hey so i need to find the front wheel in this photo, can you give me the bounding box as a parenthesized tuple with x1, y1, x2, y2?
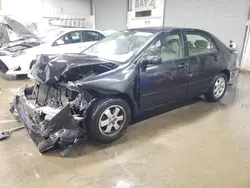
(87, 98, 131, 143)
(204, 73, 228, 102)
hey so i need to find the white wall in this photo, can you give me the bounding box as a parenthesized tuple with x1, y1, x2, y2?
(1, 0, 90, 21)
(1, 0, 42, 22)
(42, 0, 90, 17)
(241, 29, 250, 70)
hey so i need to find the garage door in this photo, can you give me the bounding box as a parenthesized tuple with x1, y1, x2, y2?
(94, 0, 128, 30)
(164, 0, 249, 51)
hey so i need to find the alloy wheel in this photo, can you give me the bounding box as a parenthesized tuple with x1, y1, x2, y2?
(98, 105, 126, 136)
(213, 77, 226, 98)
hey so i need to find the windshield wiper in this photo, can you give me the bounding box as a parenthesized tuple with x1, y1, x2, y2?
(81, 53, 99, 58)
(81, 52, 118, 63)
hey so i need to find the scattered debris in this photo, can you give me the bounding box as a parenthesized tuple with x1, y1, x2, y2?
(0, 125, 24, 140)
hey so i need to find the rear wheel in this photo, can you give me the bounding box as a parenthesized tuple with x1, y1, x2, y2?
(87, 98, 131, 143)
(204, 73, 228, 102)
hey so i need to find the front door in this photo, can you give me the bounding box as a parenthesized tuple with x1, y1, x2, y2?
(140, 31, 189, 111)
(184, 31, 222, 95)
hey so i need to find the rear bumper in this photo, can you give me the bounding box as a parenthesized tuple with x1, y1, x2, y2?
(11, 88, 84, 153)
(229, 69, 239, 85)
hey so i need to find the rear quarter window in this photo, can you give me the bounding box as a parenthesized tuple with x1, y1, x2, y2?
(82, 31, 105, 42)
(186, 33, 218, 56)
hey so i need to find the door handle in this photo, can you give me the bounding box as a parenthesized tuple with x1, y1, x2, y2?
(214, 56, 220, 61)
(178, 63, 188, 69)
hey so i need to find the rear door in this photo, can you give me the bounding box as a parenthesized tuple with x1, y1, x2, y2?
(183, 30, 222, 95)
(140, 30, 189, 110)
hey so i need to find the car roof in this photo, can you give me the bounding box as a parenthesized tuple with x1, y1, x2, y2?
(52, 27, 105, 34)
(58, 27, 95, 31)
(129, 27, 208, 34)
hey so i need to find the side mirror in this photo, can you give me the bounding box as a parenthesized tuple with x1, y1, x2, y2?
(141, 55, 162, 66)
(55, 39, 64, 45)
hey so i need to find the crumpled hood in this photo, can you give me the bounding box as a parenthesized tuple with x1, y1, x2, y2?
(30, 54, 118, 85)
(0, 16, 37, 45)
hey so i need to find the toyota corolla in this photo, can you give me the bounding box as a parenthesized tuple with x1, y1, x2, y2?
(10, 27, 239, 156)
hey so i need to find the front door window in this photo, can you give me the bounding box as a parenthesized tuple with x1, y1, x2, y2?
(145, 34, 184, 62)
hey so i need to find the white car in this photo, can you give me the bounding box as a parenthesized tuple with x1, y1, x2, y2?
(0, 17, 107, 75)
(103, 30, 117, 36)
(0, 28, 106, 75)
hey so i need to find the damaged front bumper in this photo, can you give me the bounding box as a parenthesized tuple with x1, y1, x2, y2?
(10, 87, 86, 154)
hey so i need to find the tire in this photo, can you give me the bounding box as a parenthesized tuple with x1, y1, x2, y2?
(204, 73, 228, 102)
(87, 98, 131, 143)
(30, 60, 35, 70)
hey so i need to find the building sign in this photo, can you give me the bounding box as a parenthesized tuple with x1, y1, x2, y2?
(128, 0, 165, 29)
(132, 0, 156, 11)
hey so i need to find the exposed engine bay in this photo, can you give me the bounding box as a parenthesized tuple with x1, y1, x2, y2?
(11, 82, 97, 156)
(0, 15, 41, 56)
(25, 82, 95, 124)
(0, 40, 41, 57)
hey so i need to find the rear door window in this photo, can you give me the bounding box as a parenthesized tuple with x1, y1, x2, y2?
(81, 31, 105, 42)
(185, 33, 217, 56)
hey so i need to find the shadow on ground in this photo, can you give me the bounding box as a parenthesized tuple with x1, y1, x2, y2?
(44, 96, 230, 158)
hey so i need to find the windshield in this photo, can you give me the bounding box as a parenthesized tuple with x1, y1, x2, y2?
(83, 30, 155, 62)
(39, 28, 65, 42)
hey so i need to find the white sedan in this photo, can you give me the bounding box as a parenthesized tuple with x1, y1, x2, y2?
(0, 27, 107, 75)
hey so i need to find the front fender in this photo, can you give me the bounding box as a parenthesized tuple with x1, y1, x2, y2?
(2, 53, 34, 75)
(0, 56, 19, 70)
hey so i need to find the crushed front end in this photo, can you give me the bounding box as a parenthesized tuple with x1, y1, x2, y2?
(10, 82, 94, 155)
(10, 54, 121, 156)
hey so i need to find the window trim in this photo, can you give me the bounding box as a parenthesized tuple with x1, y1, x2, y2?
(52, 30, 82, 46)
(184, 31, 218, 57)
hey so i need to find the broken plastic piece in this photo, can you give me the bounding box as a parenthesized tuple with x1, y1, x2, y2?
(60, 138, 79, 157)
(0, 126, 25, 140)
